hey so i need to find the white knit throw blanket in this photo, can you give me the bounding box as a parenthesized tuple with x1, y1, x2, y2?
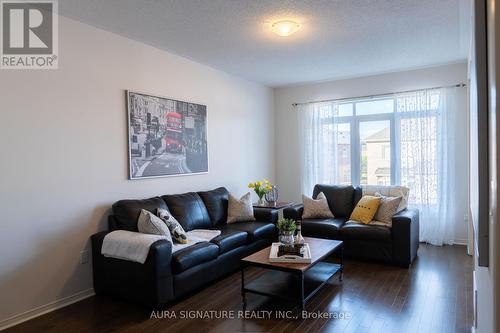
(101, 229, 221, 264)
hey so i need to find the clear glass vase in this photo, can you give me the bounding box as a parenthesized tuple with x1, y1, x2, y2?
(265, 186, 279, 204)
(279, 230, 295, 245)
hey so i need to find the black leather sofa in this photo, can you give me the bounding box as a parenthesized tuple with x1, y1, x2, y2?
(91, 187, 278, 308)
(284, 184, 419, 267)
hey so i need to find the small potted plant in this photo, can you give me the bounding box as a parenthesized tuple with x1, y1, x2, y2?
(277, 218, 297, 245)
(248, 179, 273, 205)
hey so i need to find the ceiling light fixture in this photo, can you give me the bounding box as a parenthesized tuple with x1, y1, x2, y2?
(271, 20, 301, 37)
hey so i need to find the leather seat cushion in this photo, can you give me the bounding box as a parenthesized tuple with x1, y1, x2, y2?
(171, 242, 219, 274)
(217, 222, 275, 242)
(312, 184, 355, 218)
(340, 222, 392, 242)
(161, 192, 212, 231)
(301, 218, 346, 239)
(210, 230, 248, 254)
(197, 187, 229, 226)
(112, 196, 168, 232)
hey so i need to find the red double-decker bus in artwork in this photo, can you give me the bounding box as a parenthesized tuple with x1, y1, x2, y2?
(165, 112, 183, 153)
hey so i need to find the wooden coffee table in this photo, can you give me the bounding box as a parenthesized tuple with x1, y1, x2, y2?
(240, 237, 343, 312)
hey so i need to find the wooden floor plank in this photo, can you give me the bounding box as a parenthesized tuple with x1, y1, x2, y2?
(4, 244, 472, 333)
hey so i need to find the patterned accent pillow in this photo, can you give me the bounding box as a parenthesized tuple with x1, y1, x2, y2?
(373, 192, 403, 227)
(349, 195, 381, 224)
(157, 208, 188, 244)
(361, 185, 409, 213)
(227, 192, 256, 223)
(137, 209, 172, 243)
(302, 192, 334, 219)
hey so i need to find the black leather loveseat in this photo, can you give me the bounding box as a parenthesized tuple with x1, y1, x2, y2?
(91, 187, 278, 308)
(284, 184, 419, 267)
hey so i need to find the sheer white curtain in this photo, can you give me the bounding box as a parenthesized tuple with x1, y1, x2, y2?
(297, 101, 340, 196)
(395, 87, 459, 245)
(297, 87, 463, 246)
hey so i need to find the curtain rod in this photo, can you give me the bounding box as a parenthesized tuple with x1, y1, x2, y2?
(291, 82, 467, 107)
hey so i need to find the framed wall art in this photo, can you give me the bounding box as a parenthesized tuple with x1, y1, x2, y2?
(127, 91, 208, 179)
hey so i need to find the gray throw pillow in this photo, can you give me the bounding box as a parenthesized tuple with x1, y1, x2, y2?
(227, 192, 256, 223)
(157, 208, 188, 244)
(373, 192, 403, 226)
(302, 192, 334, 219)
(137, 209, 172, 243)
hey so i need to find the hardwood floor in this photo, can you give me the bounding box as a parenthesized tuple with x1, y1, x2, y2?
(5, 244, 472, 333)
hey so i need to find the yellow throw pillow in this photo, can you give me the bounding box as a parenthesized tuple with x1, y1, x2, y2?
(350, 196, 382, 224)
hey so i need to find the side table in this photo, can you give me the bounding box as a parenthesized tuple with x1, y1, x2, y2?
(253, 201, 293, 219)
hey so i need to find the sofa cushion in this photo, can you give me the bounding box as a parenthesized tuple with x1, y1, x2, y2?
(301, 218, 347, 239)
(227, 192, 255, 223)
(217, 222, 275, 242)
(340, 222, 392, 242)
(161, 192, 211, 231)
(361, 185, 409, 213)
(353, 187, 363, 207)
(302, 192, 335, 219)
(157, 208, 188, 244)
(210, 230, 248, 254)
(197, 187, 229, 226)
(171, 242, 219, 274)
(349, 195, 381, 224)
(373, 192, 403, 226)
(313, 185, 355, 218)
(137, 209, 172, 242)
(112, 197, 168, 232)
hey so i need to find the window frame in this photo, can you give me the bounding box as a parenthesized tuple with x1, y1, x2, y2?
(320, 95, 440, 187)
(325, 97, 396, 186)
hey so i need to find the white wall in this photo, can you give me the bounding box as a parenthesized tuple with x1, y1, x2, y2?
(274, 63, 469, 244)
(0, 17, 274, 327)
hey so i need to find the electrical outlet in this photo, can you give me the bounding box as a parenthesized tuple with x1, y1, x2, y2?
(80, 250, 89, 264)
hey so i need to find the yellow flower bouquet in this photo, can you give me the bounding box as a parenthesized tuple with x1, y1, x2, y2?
(248, 179, 273, 204)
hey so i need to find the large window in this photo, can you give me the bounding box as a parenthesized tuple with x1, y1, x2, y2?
(323, 94, 439, 202)
(327, 98, 396, 186)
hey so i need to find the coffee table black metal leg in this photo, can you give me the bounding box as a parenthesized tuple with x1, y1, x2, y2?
(299, 272, 305, 316)
(339, 243, 344, 282)
(241, 267, 247, 309)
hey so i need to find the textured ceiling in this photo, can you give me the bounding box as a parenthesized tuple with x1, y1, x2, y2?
(60, 0, 470, 87)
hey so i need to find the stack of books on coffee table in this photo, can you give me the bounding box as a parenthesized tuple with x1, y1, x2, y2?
(269, 242, 312, 263)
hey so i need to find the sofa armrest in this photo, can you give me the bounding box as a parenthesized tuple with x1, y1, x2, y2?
(91, 231, 174, 308)
(253, 207, 279, 224)
(391, 208, 419, 267)
(283, 204, 304, 221)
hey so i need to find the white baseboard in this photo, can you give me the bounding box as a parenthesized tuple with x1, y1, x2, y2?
(0, 288, 95, 331)
(453, 239, 468, 246)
